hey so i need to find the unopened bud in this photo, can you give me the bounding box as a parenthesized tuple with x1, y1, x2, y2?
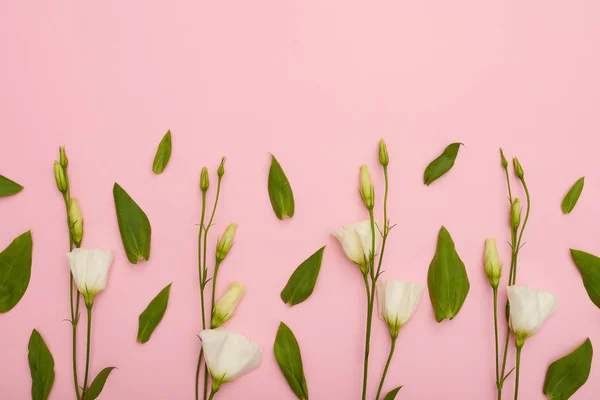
(54, 161, 67, 193)
(359, 165, 374, 210)
(379, 139, 389, 167)
(200, 167, 209, 192)
(484, 239, 502, 288)
(511, 198, 521, 230)
(69, 198, 84, 246)
(217, 157, 226, 178)
(499, 148, 508, 169)
(513, 157, 524, 180)
(59, 146, 68, 168)
(216, 223, 237, 263)
(212, 282, 245, 328)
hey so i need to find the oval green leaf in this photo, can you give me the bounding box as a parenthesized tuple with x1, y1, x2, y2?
(570, 249, 600, 309)
(0, 231, 33, 313)
(113, 183, 151, 264)
(561, 177, 584, 214)
(427, 226, 470, 322)
(281, 246, 325, 306)
(137, 283, 172, 344)
(274, 322, 309, 400)
(85, 367, 116, 400)
(543, 338, 593, 400)
(28, 329, 55, 400)
(152, 130, 172, 174)
(268, 154, 295, 220)
(423, 143, 463, 185)
(0, 174, 23, 197)
(383, 386, 403, 400)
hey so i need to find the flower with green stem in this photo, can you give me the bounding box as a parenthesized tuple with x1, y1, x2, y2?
(484, 239, 503, 394)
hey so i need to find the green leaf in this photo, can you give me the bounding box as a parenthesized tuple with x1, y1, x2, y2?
(152, 130, 172, 174)
(28, 329, 55, 400)
(383, 386, 403, 400)
(85, 367, 116, 400)
(423, 143, 463, 185)
(561, 177, 584, 214)
(137, 283, 172, 344)
(113, 183, 151, 264)
(281, 246, 325, 306)
(427, 226, 470, 322)
(543, 338, 593, 400)
(0, 174, 23, 197)
(0, 231, 33, 313)
(274, 322, 309, 400)
(268, 154, 295, 220)
(570, 249, 600, 309)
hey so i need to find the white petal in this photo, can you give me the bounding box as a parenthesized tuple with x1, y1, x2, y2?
(67, 248, 113, 298)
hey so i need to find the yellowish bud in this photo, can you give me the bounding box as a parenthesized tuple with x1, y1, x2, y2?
(54, 161, 67, 193)
(217, 157, 226, 178)
(212, 282, 245, 328)
(513, 157, 524, 180)
(359, 165, 374, 209)
(484, 239, 502, 288)
(379, 139, 389, 167)
(511, 198, 521, 230)
(200, 167, 209, 192)
(59, 146, 68, 168)
(216, 223, 237, 263)
(69, 198, 84, 247)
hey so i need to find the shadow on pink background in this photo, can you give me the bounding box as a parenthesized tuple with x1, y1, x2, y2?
(1, 1, 599, 399)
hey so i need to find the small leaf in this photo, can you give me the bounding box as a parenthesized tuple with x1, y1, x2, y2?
(28, 329, 55, 400)
(383, 386, 403, 400)
(427, 226, 470, 322)
(561, 177, 584, 214)
(152, 130, 172, 174)
(0, 174, 23, 197)
(281, 246, 325, 306)
(274, 322, 309, 400)
(268, 154, 295, 220)
(137, 283, 172, 344)
(113, 183, 151, 264)
(543, 338, 593, 400)
(570, 249, 600, 309)
(0, 231, 33, 313)
(423, 143, 463, 185)
(85, 367, 116, 400)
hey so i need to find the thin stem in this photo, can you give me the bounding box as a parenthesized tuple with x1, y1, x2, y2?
(514, 346, 522, 400)
(493, 288, 501, 399)
(195, 348, 204, 400)
(375, 336, 397, 400)
(375, 167, 390, 278)
(81, 304, 93, 400)
(209, 261, 222, 328)
(195, 191, 207, 400)
(512, 180, 531, 284)
(368, 208, 376, 280)
(503, 167, 513, 204)
(361, 275, 375, 400)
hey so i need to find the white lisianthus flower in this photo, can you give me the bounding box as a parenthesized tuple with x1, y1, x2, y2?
(200, 328, 262, 392)
(67, 248, 113, 307)
(507, 285, 558, 347)
(377, 280, 424, 338)
(332, 220, 380, 272)
(212, 282, 245, 328)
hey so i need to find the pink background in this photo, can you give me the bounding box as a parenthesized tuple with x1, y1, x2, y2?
(1, 1, 600, 399)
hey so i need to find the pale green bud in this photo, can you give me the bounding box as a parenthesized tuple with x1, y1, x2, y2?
(217, 157, 226, 178)
(484, 239, 502, 288)
(499, 148, 508, 169)
(200, 167, 209, 192)
(59, 146, 68, 168)
(378, 139, 389, 167)
(69, 198, 84, 247)
(511, 198, 521, 230)
(216, 223, 237, 263)
(359, 165, 374, 210)
(212, 282, 245, 328)
(513, 157, 524, 180)
(54, 161, 67, 193)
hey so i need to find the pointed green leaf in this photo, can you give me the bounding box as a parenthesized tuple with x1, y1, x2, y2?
(113, 183, 151, 264)
(268, 154, 295, 220)
(28, 329, 55, 400)
(561, 177, 584, 214)
(274, 322, 309, 400)
(383, 386, 403, 400)
(137, 283, 172, 344)
(0, 174, 23, 197)
(0, 231, 33, 313)
(570, 249, 600, 309)
(427, 226, 470, 322)
(281, 246, 325, 306)
(85, 367, 116, 400)
(152, 130, 172, 174)
(543, 338, 593, 400)
(423, 143, 463, 185)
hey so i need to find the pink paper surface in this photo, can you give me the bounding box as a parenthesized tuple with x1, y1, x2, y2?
(1, 1, 600, 399)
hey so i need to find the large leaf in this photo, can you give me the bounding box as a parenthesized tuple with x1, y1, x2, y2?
(561, 177, 584, 214)
(28, 329, 55, 400)
(423, 143, 462, 185)
(383, 386, 403, 400)
(0, 231, 33, 313)
(427, 226, 470, 322)
(85, 367, 116, 400)
(281, 246, 325, 306)
(113, 183, 151, 264)
(0, 174, 23, 197)
(570, 249, 600, 308)
(268, 154, 295, 220)
(137, 283, 171, 344)
(152, 130, 172, 174)
(274, 322, 308, 400)
(543, 338, 593, 400)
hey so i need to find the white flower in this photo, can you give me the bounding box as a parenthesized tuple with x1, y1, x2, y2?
(67, 248, 113, 306)
(212, 282, 245, 328)
(332, 220, 380, 269)
(200, 328, 262, 390)
(377, 280, 424, 338)
(507, 285, 558, 347)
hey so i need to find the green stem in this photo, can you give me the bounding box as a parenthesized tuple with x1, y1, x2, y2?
(512, 180, 531, 284)
(195, 191, 207, 400)
(195, 348, 204, 400)
(375, 167, 389, 278)
(81, 304, 93, 400)
(361, 275, 374, 400)
(375, 336, 397, 400)
(368, 209, 376, 280)
(503, 167, 513, 204)
(208, 391, 216, 400)
(493, 288, 501, 399)
(209, 261, 222, 328)
(514, 346, 522, 400)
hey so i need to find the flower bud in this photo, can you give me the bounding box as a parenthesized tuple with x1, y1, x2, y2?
(484, 239, 502, 288)
(212, 282, 245, 328)
(216, 223, 237, 263)
(499, 148, 508, 169)
(359, 165, 374, 210)
(59, 146, 69, 168)
(217, 157, 226, 178)
(200, 167, 209, 192)
(378, 139, 389, 167)
(69, 198, 84, 247)
(54, 161, 67, 193)
(513, 157, 524, 180)
(511, 198, 521, 230)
